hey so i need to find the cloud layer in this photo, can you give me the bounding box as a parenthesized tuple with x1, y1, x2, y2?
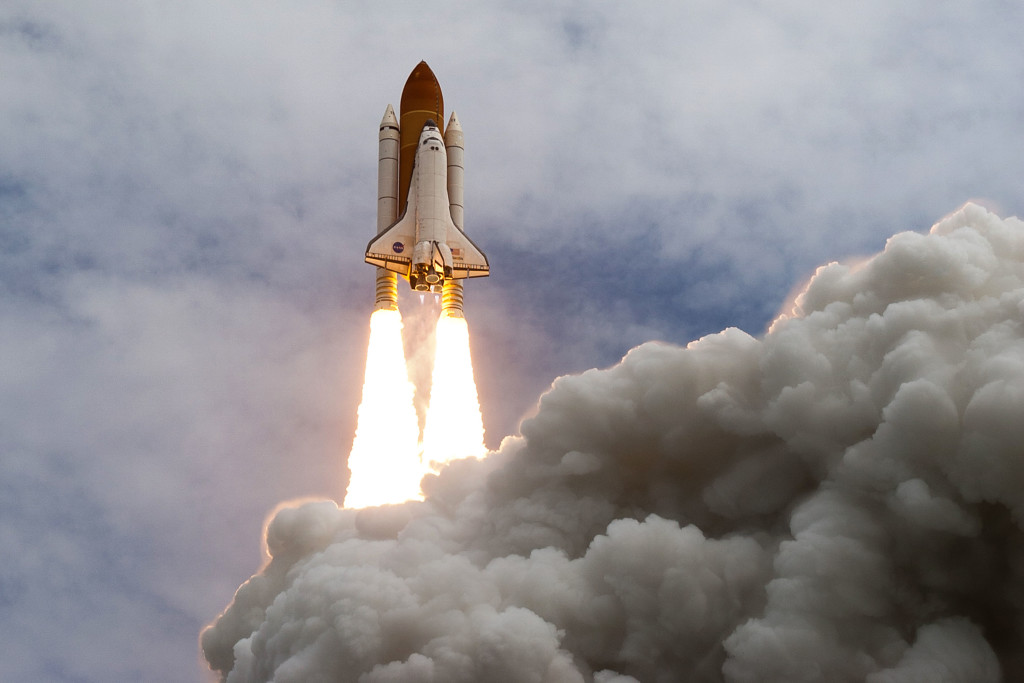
(204, 204, 1024, 681)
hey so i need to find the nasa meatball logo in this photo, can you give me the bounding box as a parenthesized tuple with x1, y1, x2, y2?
(392, 241, 405, 254)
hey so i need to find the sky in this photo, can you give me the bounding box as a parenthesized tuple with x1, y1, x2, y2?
(1, 1, 1023, 681)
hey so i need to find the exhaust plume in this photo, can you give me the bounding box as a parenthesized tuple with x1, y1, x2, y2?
(203, 204, 1024, 682)
(344, 309, 422, 508)
(422, 313, 487, 470)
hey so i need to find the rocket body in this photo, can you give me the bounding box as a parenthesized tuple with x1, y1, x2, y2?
(372, 104, 400, 311)
(366, 62, 488, 310)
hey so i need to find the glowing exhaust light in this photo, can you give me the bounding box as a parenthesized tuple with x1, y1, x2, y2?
(422, 313, 487, 470)
(345, 309, 424, 508)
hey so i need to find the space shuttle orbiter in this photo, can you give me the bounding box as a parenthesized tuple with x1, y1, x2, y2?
(365, 62, 488, 317)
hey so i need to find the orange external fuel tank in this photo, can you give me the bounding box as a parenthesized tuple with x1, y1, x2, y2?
(398, 61, 444, 215)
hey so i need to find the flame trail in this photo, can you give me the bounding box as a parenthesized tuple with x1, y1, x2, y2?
(344, 309, 423, 508)
(422, 313, 487, 470)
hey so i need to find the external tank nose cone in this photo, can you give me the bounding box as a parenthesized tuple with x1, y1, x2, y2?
(401, 62, 443, 124)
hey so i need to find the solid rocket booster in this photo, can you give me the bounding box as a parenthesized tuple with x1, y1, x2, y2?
(441, 112, 465, 318)
(373, 104, 400, 311)
(367, 62, 488, 314)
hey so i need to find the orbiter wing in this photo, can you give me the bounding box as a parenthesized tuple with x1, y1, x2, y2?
(446, 223, 489, 279)
(365, 214, 415, 276)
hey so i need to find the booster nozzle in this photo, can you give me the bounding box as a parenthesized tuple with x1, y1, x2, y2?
(441, 280, 465, 318)
(374, 268, 399, 311)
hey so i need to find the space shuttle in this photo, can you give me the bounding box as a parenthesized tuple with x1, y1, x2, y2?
(365, 62, 488, 316)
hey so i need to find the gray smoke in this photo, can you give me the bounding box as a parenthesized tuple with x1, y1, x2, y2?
(203, 203, 1024, 682)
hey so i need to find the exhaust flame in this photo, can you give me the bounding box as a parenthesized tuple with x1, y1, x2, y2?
(422, 313, 487, 470)
(344, 309, 423, 508)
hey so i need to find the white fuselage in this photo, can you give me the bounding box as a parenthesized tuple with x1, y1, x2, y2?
(408, 124, 455, 287)
(411, 125, 449, 248)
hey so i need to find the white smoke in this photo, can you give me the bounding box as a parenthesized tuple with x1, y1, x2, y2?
(203, 204, 1024, 682)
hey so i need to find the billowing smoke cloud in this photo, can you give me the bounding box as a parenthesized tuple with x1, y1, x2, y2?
(203, 204, 1024, 682)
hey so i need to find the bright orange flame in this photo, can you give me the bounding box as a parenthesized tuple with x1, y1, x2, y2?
(345, 309, 423, 508)
(422, 313, 487, 470)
